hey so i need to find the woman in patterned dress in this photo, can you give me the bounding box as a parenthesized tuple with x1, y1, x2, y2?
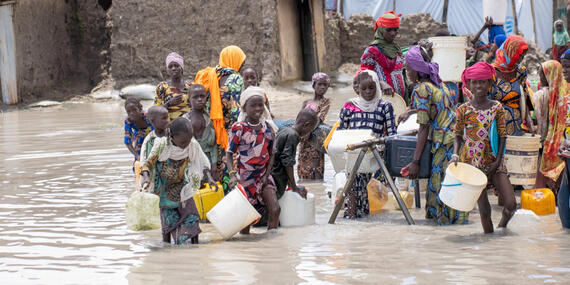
(489, 36, 534, 136)
(297, 72, 332, 180)
(403, 46, 468, 225)
(360, 11, 405, 96)
(155, 52, 191, 121)
(195, 46, 247, 194)
(339, 70, 396, 219)
(451, 62, 516, 234)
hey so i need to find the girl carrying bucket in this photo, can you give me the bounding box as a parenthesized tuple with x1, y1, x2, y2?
(450, 62, 516, 234)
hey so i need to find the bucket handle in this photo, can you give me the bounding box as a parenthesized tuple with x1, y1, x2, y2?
(441, 183, 462, 187)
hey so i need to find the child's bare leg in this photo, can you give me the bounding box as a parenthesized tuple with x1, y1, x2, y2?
(240, 226, 250, 235)
(493, 172, 516, 228)
(477, 190, 494, 234)
(191, 236, 199, 244)
(162, 232, 171, 243)
(261, 186, 281, 230)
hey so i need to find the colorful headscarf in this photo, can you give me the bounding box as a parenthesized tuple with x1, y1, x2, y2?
(312, 72, 331, 87)
(166, 52, 184, 70)
(461, 62, 495, 98)
(492, 35, 528, 73)
(238, 86, 278, 132)
(194, 46, 247, 149)
(539, 60, 568, 180)
(371, 11, 402, 59)
(349, 70, 383, 112)
(374, 11, 402, 31)
(404, 45, 442, 87)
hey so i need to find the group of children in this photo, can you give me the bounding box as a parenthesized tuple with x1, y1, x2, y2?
(124, 51, 323, 244)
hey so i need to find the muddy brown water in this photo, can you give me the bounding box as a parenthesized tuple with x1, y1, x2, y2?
(1, 85, 569, 284)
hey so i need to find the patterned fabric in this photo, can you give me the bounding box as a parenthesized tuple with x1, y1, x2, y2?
(312, 72, 331, 86)
(339, 100, 396, 137)
(183, 112, 218, 165)
(154, 81, 191, 121)
(426, 144, 469, 224)
(410, 81, 466, 224)
(410, 82, 455, 151)
(455, 101, 507, 174)
(227, 121, 276, 213)
(204, 67, 244, 194)
(489, 66, 529, 136)
(360, 45, 405, 96)
(339, 99, 396, 217)
(298, 98, 331, 179)
(444, 82, 459, 107)
(492, 35, 528, 73)
(124, 113, 153, 160)
(160, 200, 201, 245)
(539, 61, 568, 180)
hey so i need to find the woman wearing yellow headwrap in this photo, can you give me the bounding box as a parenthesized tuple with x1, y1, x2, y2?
(195, 45, 247, 193)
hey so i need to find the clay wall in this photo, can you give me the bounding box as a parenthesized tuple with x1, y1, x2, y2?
(110, 0, 281, 87)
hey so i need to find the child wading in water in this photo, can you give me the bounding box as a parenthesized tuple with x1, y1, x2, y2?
(339, 70, 396, 218)
(297, 72, 332, 180)
(184, 84, 218, 180)
(226, 86, 280, 233)
(124, 97, 153, 162)
(141, 117, 216, 244)
(271, 109, 319, 198)
(451, 62, 516, 233)
(140, 105, 169, 189)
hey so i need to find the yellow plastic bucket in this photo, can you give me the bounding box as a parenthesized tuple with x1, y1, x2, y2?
(193, 182, 224, 220)
(439, 162, 488, 212)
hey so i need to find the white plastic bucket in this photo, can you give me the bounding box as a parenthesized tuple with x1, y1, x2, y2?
(278, 191, 315, 227)
(397, 113, 419, 134)
(332, 172, 347, 196)
(504, 134, 541, 185)
(206, 185, 261, 240)
(326, 129, 379, 173)
(483, 0, 508, 25)
(439, 162, 488, 212)
(429, 36, 466, 82)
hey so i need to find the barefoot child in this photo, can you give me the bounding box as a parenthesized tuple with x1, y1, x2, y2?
(184, 84, 218, 180)
(124, 97, 153, 162)
(271, 109, 319, 198)
(339, 70, 396, 219)
(450, 62, 516, 234)
(298, 72, 332, 180)
(141, 117, 216, 244)
(226, 86, 280, 233)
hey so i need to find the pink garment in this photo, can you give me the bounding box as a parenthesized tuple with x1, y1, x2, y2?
(166, 52, 184, 70)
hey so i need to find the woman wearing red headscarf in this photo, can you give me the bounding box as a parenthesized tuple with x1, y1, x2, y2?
(360, 11, 405, 96)
(490, 35, 534, 136)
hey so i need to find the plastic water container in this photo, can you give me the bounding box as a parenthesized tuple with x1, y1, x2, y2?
(327, 129, 379, 173)
(509, 209, 541, 230)
(332, 172, 347, 196)
(504, 134, 541, 185)
(381, 94, 407, 118)
(483, 0, 508, 25)
(521, 188, 555, 215)
(429, 36, 467, 82)
(439, 162, 488, 212)
(125, 191, 161, 231)
(397, 113, 419, 134)
(206, 185, 261, 239)
(384, 135, 432, 178)
(386, 191, 414, 210)
(193, 182, 224, 220)
(278, 191, 315, 227)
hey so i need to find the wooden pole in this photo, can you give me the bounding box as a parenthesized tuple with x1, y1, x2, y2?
(531, 0, 538, 43)
(511, 0, 519, 35)
(393, 0, 396, 11)
(442, 0, 449, 24)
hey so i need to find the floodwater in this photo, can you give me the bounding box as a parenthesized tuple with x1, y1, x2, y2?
(1, 85, 569, 284)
